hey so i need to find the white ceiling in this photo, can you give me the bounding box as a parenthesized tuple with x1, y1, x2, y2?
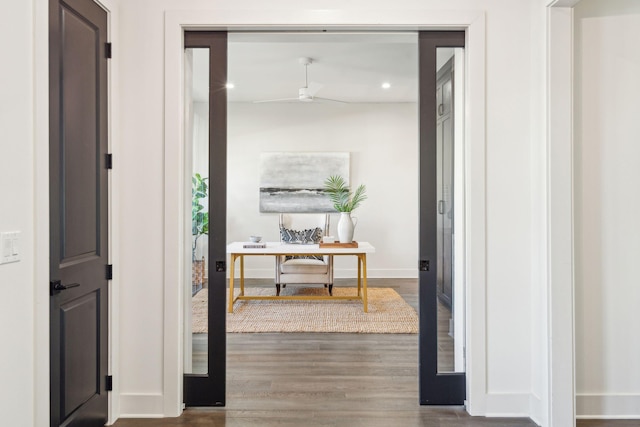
(190, 32, 422, 104)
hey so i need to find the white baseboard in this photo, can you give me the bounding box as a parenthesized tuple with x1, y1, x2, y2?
(119, 393, 164, 418)
(233, 268, 418, 279)
(576, 393, 640, 419)
(529, 392, 545, 427)
(484, 392, 532, 418)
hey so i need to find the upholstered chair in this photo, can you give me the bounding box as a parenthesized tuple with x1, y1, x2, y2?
(275, 213, 334, 296)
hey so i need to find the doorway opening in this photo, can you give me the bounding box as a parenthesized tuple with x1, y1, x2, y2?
(182, 30, 466, 407)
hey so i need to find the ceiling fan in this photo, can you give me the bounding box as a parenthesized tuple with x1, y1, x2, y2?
(253, 57, 347, 104)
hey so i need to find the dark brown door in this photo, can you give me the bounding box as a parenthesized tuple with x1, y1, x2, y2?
(49, 0, 109, 425)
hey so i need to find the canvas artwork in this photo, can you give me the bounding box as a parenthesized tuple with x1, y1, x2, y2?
(260, 152, 350, 213)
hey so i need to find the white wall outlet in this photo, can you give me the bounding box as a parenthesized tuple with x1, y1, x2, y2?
(0, 231, 20, 264)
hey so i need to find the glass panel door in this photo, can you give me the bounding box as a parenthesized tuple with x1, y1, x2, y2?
(183, 31, 227, 407)
(436, 47, 465, 374)
(184, 47, 210, 375)
(418, 31, 465, 405)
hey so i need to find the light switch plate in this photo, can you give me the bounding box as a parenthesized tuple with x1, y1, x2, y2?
(0, 231, 20, 264)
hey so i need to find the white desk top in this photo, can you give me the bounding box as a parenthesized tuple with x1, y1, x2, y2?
(227, 241, 375, 255)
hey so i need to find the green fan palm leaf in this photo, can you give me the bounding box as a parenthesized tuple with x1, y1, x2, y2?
(324, 175, 367, 212)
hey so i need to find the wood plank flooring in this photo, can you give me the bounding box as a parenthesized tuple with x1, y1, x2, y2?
(113, 279, 634, 427)
(188, 278, 455, 374)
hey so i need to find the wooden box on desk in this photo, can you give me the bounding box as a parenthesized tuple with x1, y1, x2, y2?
(319, 241, 359, 248)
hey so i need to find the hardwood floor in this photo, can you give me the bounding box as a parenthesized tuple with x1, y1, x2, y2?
(576, 422, 640, 427)
(189, 278, 455, 374)
(113, 279, 634, 427)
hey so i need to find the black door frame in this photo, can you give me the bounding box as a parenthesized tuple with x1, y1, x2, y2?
(182, 29, 467, 407)
(183, 31, 228, 406)
(418, 31, 466, 405)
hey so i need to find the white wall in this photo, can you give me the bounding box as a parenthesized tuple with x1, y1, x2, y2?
(480, 1, 534, 412)
(227, 102, 419, 278)
(11, 0, 624, 425)
(0, 0, 46, 424)
(118, 1, 166, 413)
(118, 0, 536, 419)
(574, 0, 640, 418)
(0, 1, 35, 422)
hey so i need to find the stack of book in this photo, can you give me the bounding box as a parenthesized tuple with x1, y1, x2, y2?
(243, 242, 267, 249)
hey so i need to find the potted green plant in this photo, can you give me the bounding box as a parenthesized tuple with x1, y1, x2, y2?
(324, 175, 367, 243)
(192, 173, 208, 293)
(192, 173, 209, 257)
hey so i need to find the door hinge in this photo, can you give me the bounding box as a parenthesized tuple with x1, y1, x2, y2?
(215, 261, 226, 273)
(105, 42, 112, 59)
(106, 375, 113, 391)
(106, 153, 113, 169)
(106, 264, 113, 280)
(419, 260, 430, 271)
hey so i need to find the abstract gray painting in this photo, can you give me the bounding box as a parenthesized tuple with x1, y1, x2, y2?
(260, 152, 350, 213)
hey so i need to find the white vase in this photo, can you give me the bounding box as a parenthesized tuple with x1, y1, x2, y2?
(337, 212, 358, 243)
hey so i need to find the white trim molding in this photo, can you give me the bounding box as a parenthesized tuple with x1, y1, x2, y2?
(547, 0, 581, 8)
(461, 12, 487, 416)
(576, 394, 640, 419)
(34, 0, 51, 425)
(546, 3, 576, 427)
(164, 7, 487, 420)
(119, 393, 165, 419)
(484, 393, 532, 418)
(94, 0, 121, 423)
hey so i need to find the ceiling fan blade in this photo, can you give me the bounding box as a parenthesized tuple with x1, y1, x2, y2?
(253, 97, 300, 104)
(252, 58, 339, 104)
(312, 96, 349, 104)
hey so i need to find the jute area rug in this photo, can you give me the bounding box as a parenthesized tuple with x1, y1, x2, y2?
(192, 287, 418, 334)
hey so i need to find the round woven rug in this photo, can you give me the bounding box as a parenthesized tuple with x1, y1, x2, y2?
(191, 287, 418, 334)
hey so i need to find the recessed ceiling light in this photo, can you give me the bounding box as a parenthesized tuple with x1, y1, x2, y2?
(226, 82, 235, 89)
(381, 82, 391, 89)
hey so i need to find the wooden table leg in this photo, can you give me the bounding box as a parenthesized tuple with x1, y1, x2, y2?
(240, 255, 245, 296)
(228, 254, 236, 313)
(357, 256, 362, 296)
(361, 254, 368, 313)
